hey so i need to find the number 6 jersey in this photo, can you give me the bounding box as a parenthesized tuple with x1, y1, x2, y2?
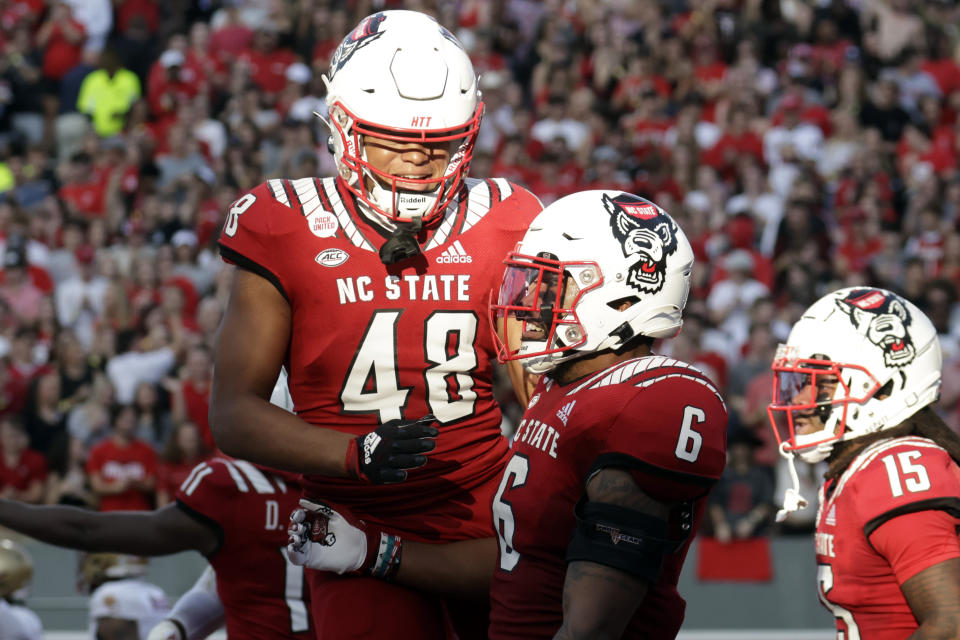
(814, 435, 960, 639)
(218, 176, 542, 541)
(488, 356, 727, 639)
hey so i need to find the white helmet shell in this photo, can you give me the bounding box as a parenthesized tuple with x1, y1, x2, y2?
(323, 10, 482, 224)
(768, 287, 942, 463)
(491, 190, 693, 374)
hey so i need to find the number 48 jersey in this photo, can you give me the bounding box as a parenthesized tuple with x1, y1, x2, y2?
(489, 356, 727, 639)
(218, 176, 542, 541)
(814, 436, 960, 639)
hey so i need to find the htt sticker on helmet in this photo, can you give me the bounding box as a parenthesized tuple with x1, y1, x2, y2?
(329, 12, 387, 79)
(603, 192, 678, 296)
(836, 288, 916, 368)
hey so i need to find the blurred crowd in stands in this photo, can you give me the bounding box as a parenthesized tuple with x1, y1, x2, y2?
(2, 0, 960, 540)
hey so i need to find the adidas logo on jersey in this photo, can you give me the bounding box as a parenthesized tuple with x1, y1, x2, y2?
(556, 400, 576, 426)
(436, 240, 473, 264)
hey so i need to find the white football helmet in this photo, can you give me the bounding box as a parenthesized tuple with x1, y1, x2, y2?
(768, 287, 942, 463)
(323, 10, 482, 225)
(490, 190, 693, 375)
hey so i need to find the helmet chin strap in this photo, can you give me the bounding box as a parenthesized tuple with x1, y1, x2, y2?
(776, 442, 809, 523)
(379, 219, 423, 265)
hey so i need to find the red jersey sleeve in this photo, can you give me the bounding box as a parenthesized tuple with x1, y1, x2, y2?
(598, 365, 728, 502)
(868, 508, 960, 585)
(849, 438, 960, 537)
(217, 181, 300, 301)
(174, 459, 239, 546)
(488, 181, 543, 235)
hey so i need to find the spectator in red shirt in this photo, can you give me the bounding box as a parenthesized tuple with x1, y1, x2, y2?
(0, 415, 47, 504)
(209, 3, 253, 61)
(155, 421, 209, 507)
(115, 0, 160, 36)
(86, 404, 157, 511)
(0, 244, 44, 326)
(146, 49, 203, 120)
(702, 105, 765, 180)
(36, 1, 86, 83)
(186, 21, 227, 92)
(57, 151, 106, 219)
(235, 24, 296, 97)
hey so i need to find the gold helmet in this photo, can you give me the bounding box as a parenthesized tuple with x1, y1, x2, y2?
(0, 539, 33, 598)
(78, 553, 148, 593)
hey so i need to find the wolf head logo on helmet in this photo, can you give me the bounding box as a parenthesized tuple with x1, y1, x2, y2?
(603, 193, 679, 297)
(329, 13, 387, 79)
(835, 288, 916, 368)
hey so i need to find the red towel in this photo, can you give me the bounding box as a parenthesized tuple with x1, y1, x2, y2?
(696, 536, 774, 582)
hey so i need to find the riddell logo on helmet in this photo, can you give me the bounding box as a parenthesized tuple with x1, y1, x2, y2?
(436, 240, 472, 264)
(411, 116, 432, 127)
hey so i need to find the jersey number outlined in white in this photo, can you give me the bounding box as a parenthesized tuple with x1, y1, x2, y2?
(492, 454, 530, 572)
(880, 450, 931, 498)
(817, 563, 860, 640)
(675, 405, 705, 463)
(340, 310, 479, 423)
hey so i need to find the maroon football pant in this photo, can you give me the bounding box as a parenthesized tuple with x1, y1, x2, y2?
(307, 570, 488, 639)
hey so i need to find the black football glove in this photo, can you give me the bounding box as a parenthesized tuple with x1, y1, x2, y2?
(345, 415, 438, 484)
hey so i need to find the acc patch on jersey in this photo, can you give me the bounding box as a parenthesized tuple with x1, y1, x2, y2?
(315, 248, 349, 267)
(307, 210, 339, 238)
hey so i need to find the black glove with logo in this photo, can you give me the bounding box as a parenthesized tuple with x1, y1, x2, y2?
(345, 415, 438, 484)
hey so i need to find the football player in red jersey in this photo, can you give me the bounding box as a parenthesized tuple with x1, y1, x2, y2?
(288, 190, 728, 639)
(210, 9, 541, 639)
(0, 457, 309, 640)
(768, 287, 960, 639)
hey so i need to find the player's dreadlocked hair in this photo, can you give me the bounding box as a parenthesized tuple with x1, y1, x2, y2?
(825, 407, 960, 482)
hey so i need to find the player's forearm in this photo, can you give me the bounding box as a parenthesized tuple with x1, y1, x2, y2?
(210, 394, 353, 476)
(907, 621, 960, 640)
(554, 561, 646, 640)
(395, 537, 497, 599)
(553, 625, 617, 640)
(0, 499, 139, 552)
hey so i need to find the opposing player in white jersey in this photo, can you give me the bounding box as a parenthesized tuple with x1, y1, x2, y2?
(79, 553, 170, 640)
(0, 539, 42, 640)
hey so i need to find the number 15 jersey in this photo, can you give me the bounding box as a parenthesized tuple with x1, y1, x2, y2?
(814, 435, 960, 639)
(218, 176, 542, 541)
(489, 356, 727, 639)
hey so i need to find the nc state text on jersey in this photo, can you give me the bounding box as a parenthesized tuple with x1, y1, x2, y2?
(336, 274, 471, 304)
(513, 417, 560, 459)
